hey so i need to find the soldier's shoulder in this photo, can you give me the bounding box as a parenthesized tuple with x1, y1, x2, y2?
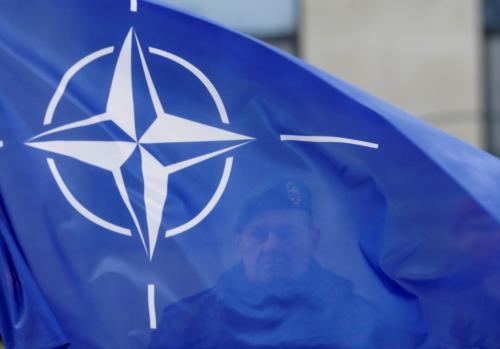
(163, 288, 219, 320)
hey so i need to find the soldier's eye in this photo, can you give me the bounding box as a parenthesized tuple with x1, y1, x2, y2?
(275, 227, 299, 240)
(249, 229, 268, 242)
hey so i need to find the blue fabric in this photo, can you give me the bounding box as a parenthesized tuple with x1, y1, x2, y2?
(1, 1, 500, 348)
(0, 212, 68, 349)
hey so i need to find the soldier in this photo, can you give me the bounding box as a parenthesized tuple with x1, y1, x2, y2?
(150, 179, 399, 348)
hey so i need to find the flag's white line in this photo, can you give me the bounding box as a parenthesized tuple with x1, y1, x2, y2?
(112, 169, 149, 254)
(149, 47, 230, 124)
(130, 0, 137, 12)
(31, 114, 109, 141)
(148, 284, 157, 330)
(47, 158, 132, 236)
(166, 156, 234, 238)
(280, 135, 379, 149)
(136, 35, 164, 117)
(0, 140, 3, 148)
(44, 47, 114, 125)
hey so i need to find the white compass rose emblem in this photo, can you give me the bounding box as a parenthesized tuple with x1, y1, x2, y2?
(26, 28, 253, 260)
(12, 1, 382, 330)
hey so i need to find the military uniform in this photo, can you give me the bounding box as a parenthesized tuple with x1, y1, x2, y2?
(149, 179, 425, 348)
(150, 260, 379, 349)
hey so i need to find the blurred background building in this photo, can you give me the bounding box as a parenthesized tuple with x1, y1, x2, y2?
(154, 0, 499, 156)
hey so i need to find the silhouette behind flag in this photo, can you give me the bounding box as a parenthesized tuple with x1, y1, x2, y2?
(0, 1, 500, 348)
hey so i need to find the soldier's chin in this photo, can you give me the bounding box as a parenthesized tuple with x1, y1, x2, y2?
(255, 263, 293, 284)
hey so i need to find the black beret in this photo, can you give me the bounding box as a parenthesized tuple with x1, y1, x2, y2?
(234, 178, 312, 232)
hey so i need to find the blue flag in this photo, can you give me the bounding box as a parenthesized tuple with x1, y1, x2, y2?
(1, 1, 500, 348)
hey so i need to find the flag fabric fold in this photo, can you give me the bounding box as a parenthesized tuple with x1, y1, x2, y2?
(0, 210, 68, 349)
(1, 1, 500, 348)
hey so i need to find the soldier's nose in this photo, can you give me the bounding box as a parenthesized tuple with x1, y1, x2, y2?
(262, 231, 282, 250)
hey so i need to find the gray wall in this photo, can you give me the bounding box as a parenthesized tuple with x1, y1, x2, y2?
(300, 0, 483, 147)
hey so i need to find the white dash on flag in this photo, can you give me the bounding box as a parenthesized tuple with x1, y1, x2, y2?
(130, 0, 137, 12)
(148, 284, 157, 330)
(280, 135, 379, 149)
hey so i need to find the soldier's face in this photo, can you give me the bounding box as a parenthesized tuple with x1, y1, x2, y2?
(237, 209, 317, 283)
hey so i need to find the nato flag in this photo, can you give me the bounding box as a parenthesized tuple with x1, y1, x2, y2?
(1, 1, 500, 348)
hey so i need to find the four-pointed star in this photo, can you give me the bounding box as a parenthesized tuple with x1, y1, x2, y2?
(27, 28, 253, 259)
